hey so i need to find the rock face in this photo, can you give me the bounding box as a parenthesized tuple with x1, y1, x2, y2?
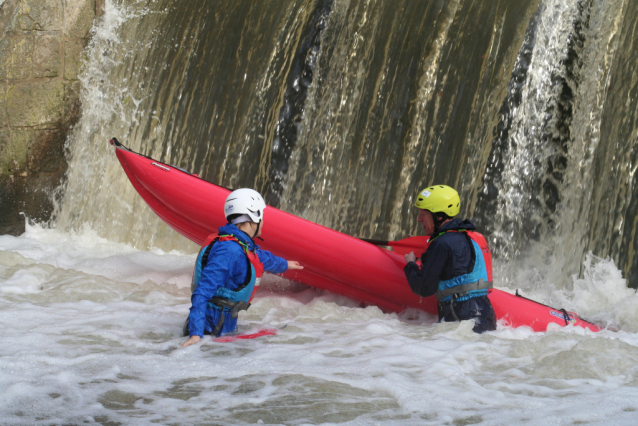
(0, 0, 98, 235)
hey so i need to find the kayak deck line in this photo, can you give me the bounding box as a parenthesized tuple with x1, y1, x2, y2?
(514, 289, 600, 329)
(111, 137, 214, 182)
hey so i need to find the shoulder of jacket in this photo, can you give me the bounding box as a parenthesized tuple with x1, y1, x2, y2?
(433, 231, 467, 248)
(211, 239, 246, 255)
(428, 235, 452, 250)
(255, 248, 274, 256)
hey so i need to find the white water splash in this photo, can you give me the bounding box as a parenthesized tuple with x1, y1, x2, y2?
(2, 225, 638, 424)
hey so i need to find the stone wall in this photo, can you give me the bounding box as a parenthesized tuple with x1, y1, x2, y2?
(0, 0, 99, 235)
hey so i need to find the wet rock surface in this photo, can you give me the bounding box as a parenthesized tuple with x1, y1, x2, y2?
(0, 0, 98, 235)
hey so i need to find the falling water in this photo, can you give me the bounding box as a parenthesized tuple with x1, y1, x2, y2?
(54, 0, 638, 290)
(55, 0, 536, 252)
(475, 0, 631, 292)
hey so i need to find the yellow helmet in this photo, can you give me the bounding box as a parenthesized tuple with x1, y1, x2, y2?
(414, 185, 460, 217)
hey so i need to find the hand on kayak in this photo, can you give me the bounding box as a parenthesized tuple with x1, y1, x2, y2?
(404, 252, 417, 263)
(182, 335, 201, 347)
(287, 261, 303, 270)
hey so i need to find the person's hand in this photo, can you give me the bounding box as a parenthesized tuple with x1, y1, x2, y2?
(182, 335, 201, 347)
(287, 261, 304, 270)
(404, 252, 417, 263)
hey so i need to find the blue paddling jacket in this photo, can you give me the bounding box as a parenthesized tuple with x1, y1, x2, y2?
(188, 223, 288, 337)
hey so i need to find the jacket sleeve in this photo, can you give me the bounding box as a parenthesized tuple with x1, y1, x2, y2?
(188, 243, 238, 337)
(256, 249, 288, 274)
(403, 240, 450, 298)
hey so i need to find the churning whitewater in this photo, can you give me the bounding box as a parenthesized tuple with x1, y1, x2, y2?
(2, 225, 638, 425)
(4, 0, 638, 424)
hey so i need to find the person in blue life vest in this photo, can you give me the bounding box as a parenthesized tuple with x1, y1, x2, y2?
(183, 188, 303, 347)
(403, 185, 497, 333)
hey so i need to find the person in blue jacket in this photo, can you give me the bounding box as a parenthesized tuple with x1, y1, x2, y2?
(183, 188, 303, 347)
(403, 185, 496, 333)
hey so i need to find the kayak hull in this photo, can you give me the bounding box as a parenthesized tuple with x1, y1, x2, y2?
(113, 141, 601, 332)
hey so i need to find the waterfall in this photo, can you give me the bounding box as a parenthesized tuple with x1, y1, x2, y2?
(475, 0, 631, 291)
(54, 0, 638, 288)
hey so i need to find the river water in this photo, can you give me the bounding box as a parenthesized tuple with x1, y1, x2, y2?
(4, 0, 638, 423)
(3, 225, 638, 424)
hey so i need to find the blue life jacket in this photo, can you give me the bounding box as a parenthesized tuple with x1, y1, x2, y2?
(435, 231, 490, 303)
(192, 234, 263, 309)
(187, 224, 287, 338)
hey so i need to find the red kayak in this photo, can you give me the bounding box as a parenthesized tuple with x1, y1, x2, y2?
(111, 138, 602, 332)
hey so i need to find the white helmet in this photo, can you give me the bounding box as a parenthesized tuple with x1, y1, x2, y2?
(223, 188, 266, 223)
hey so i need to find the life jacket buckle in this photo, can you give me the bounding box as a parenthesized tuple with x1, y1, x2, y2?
(435, 279, 493, 301)
(208, 297, 252, 337)
(209, 297, 251, 317)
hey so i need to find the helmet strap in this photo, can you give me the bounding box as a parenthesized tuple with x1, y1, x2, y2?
(253, 220, 262, 239)
(432, 212, 449, 233)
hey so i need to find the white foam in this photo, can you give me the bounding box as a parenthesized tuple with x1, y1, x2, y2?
(2, 226, 638, 424)
(494, 252, 638, 332)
